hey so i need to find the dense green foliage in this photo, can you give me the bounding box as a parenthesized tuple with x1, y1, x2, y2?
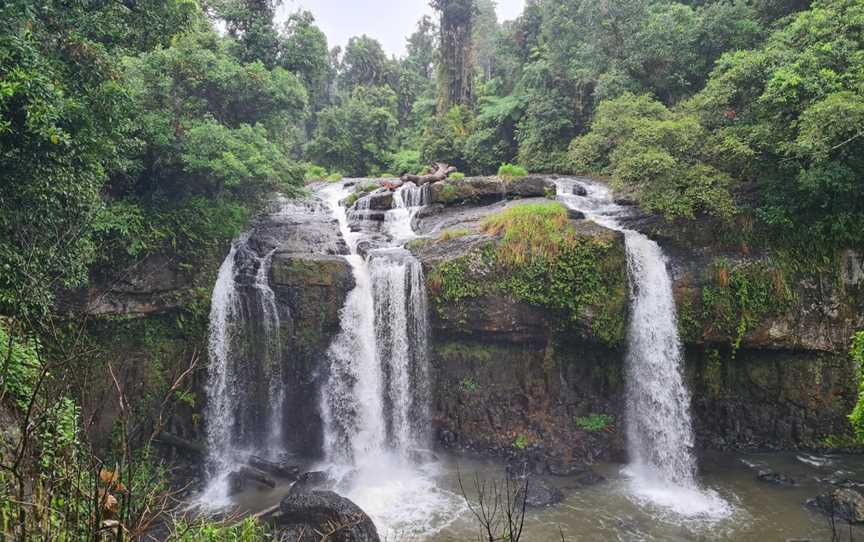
(849, 332, 864, 440)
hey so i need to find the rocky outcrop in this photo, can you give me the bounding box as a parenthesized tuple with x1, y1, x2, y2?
(277, 489, 380, 542)
(428, 175, 555, 205)
(409, 194, 629, 467)
(251, 197, 353, 457)
(404, 176, 861, 466)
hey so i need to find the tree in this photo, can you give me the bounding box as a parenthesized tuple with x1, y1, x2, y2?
(307, 85, 399, 176)
(207, 0, 280, 67)
(473, 0, 499, 81)
(338, 35, 396, 94)
(406, 15, 438, 80)
(691, 0, 864, 247)
(279, 10, 330, 112)
(432, 0, 478, 111)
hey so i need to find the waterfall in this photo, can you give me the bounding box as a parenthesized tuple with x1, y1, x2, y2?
(319, 182, 431, 460)
(556, 178, 730, 518)
(385, 182, 430, 241)
(319, 181, 462, 537)
(201, 239, 285, 505)
(370, 250, 431, 452)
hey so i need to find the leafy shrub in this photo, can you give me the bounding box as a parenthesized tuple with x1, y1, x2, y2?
(497, 163, 528, 180)
(0, 319, 39, 409)
(575, 414, 615, 432)
(461, 377, 479, 393)
(568, 93, 736, 220)
(513, 434, 529, 450)
(305, 164, 328, 182)
(327, 172, 343, 182)
(449, 172, 465, 181)
(700, 259, 794, 352)
(389, 148, 424, 176)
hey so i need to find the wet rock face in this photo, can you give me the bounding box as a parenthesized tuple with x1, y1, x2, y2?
(277, 489, 381, 542)
(688, 347, 857, 450)
(406, 176, 859, 462)
(258, 198, 354, 458)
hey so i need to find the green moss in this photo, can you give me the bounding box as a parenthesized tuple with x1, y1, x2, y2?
(439, 183, 458, 202)
(513, 434, 529, 450)
(700, 258, 795, 354)
(449, 172, 465, 181)
(575, 413, 614, 432)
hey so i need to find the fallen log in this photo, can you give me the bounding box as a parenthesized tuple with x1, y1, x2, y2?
(248, 455, 300, 480)
(155, 432, 205, 456)
(401, 162, 457, 186)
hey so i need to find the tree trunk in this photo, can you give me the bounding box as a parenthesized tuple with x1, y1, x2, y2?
(401, 162, 457, 185)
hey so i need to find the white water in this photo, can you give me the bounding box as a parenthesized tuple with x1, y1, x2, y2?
(555, 178, 731, 520)
(201, 241, 285, 507)
(319, 181, 464, 538)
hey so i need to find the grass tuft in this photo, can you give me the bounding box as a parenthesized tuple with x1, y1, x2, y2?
(480, 203, 570, 266)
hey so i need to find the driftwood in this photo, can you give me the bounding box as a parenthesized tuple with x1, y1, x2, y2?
(155, 432, 205, 456)
(248, 455, 300, 479)
(401, 162, 457, 185)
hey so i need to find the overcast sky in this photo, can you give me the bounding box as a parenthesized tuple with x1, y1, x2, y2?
(279, 0, 526, 57)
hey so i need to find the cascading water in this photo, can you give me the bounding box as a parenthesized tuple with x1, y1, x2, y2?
(319, 181, 462, 537)
(555, 178, 731, 519)
(201, 239, 285, 506)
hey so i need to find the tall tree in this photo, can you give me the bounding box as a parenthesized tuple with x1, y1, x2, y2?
(432, 0, 477, 111)
(473, 0, 499, 81)
(338, 35, 395, 94)
(207, 0, 280, 66)
(279, 10, 330, 111)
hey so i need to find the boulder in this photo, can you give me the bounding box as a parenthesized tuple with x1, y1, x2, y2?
(566, 209, 585, 220)
(506, 175, 556, 198)
(514, 478, 564, 508)
(356, 189, 393, 211)
(430, 177, 505, 205)
(277, 490, 380, 542)
(572, 183, 588, 196)
(807, 488, 864, 523)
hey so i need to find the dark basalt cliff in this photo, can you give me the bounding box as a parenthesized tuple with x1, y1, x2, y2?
(68, 177, 863, 470)
(405, 176, 863, 473)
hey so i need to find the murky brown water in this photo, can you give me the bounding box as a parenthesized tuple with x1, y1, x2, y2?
(213, 451, 864, 541)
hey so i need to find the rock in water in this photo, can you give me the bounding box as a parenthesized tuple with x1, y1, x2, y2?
(572, 183, 588, 196)
(807, 488, 864, 523)
(514, 478, 564, 508)
(756, 468, 797, 486)
(277, 490, 380, 542)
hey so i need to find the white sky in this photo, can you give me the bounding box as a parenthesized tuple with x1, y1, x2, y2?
(279, 0, 526, 57)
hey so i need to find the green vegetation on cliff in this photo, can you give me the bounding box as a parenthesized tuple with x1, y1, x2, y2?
(428, 203, 628, 346)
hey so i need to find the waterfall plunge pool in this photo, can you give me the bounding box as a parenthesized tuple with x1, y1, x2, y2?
(205, 450, 864, 541)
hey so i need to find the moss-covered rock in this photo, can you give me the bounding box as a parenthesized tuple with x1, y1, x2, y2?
(417, 202, 628, 347)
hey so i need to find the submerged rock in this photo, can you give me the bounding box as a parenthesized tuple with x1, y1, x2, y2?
(807, 488, 864, 523)
(277, 490, 380, 542)
(514, 477, 564, 508)
(756, 468, 797, 486)
(571, 183, 587, 196)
